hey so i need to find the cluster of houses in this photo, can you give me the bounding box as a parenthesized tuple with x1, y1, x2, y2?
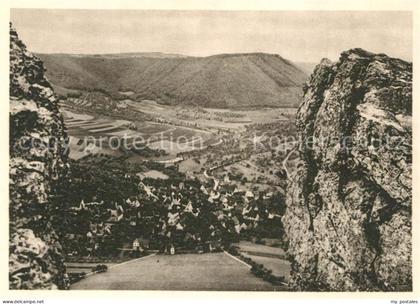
(63, 170, 284, 258)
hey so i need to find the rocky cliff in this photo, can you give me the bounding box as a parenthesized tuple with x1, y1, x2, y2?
(9, 24, 69, 289)
(283, 49, 412, 291)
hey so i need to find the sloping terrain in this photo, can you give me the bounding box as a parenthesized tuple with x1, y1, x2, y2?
(38, 52, 308, 108)
(71, 252, 286, 291)
(283, 49, 412, 291)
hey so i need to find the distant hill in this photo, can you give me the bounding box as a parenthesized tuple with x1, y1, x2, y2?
(38, 52, 308, 108)
(45, 52, 189, 59)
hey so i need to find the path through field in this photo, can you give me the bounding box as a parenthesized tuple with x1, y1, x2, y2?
(70, 252, 287, 291)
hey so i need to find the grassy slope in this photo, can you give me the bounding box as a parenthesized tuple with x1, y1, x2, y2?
(39, 53, 308, 108)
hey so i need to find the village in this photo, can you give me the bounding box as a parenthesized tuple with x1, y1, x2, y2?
(55, 142, 291, 287)
(55, 87, 298, 288)
(61, 155, 286, 258)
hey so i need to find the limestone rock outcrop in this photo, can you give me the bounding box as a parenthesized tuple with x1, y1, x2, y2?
(9, 24, 69, 289)
(283, 49, 412, 291)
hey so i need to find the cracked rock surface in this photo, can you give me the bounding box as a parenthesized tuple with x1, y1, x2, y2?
(9, 24, 69, 289)
(282, 49, 412, 291)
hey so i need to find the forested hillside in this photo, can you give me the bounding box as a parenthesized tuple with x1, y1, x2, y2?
(38, 52, 308, 108)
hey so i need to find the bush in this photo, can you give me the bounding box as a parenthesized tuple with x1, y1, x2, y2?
(227, 246, 240, 256)
(68, 272, 86, 284)
(229, 245, 286, 287)
(91, 264, 108, 273)
(255, 239, 266, 245)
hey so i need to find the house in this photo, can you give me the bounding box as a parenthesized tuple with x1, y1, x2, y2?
(132, 238, 140, 250)
(208, 240, 222, 252)
(132, 237, 150, 250)
(263, 191, 273, 199)
(245, 190, 254, 198)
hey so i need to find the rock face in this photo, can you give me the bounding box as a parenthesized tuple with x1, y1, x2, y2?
(9, 24, 69, 289)
(283, 49, 412, 291)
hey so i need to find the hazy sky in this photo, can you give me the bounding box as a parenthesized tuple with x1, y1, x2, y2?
(10, 9, 412, 62)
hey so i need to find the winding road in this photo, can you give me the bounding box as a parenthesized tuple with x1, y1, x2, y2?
(282, 147, 297, 181)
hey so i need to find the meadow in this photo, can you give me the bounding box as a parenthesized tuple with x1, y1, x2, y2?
(62, 108, 215, 160)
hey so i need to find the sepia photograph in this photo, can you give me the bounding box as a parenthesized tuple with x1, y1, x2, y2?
(6, 3, 415, 297)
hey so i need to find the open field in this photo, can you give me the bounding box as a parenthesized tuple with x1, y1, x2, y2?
(71, 252, 287, 290)
(137, 170, 169, 180)
(125, 100, 296, 130)
(62, 108, 216, 160)
(61, 97, 296, 196)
